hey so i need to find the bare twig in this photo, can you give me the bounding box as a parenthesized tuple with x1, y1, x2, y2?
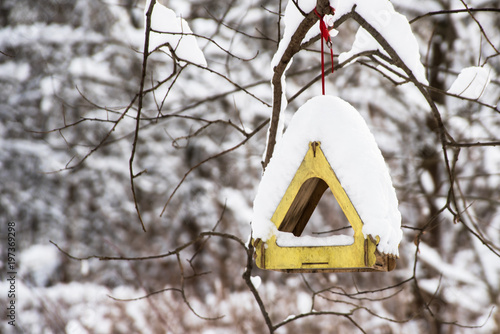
(410, 8, 500, 24)
(459, 1, 499, 54)
(160, 119, 268, 217)
(242, 240, 274, 333)
(129, 0, 157, 232)
(50, 231, 247, 261)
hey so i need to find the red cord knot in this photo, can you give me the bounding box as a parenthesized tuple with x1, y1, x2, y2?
(314, 7, 336, 48)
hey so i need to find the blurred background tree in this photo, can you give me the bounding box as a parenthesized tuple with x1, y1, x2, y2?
(1, 0, 499, 333)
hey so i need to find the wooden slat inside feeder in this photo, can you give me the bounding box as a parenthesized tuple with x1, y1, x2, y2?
(278, 177, 328, 236)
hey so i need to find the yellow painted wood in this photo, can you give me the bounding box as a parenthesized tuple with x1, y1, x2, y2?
(254, 141, 387, 272)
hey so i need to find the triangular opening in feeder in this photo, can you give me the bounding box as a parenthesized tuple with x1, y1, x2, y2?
(279, 176, 353, 240)
(253, 141, 396, 273)
(301, 186, 353, 239)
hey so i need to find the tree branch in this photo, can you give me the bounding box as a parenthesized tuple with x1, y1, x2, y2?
(263, 0, 334, 169)
(409, 8, 500, 24)
(129, 0, 157, 232)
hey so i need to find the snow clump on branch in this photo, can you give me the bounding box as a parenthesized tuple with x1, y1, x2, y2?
(145, 0, 207, 67)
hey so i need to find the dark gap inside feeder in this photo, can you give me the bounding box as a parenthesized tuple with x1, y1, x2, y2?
(278, 177, 353, 237)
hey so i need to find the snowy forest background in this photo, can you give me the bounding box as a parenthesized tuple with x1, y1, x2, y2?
(1, 0, 500, 333)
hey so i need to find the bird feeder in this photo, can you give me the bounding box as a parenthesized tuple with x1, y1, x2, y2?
(251, 96, 401, 273)
(253, 141, 396, 272)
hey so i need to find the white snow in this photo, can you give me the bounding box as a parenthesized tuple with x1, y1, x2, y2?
(20, 244, 60, 287)
(418, 242, 480, 286)
(69, 56, 117, 83)
(337, 0, 428, 85)
(0, 23, 104, 47)
(252, 95, 402, 256)
(267, 0, 427, 154)
(266, 0, 338, 157)
(271, 0, 340, 69)
(81, 259, 90, 276)
(271, 0, 323, 69)
(272, 1, 427, 85)
(145, 0, 207, 67)
(447, 66, 491, 100)
(276, 230, 354, 247)
(0, 62, 30, 81)
(250, 275, 262, 290)
(297, 292, 312, 314)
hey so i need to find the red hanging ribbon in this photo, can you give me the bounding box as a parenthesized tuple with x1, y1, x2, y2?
(314, 7, 335, 95)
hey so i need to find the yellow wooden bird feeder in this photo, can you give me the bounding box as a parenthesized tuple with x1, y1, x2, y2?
(251, 95, 401, 273)
(253, 141, 396, 273)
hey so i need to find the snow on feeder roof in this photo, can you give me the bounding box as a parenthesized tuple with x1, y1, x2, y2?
(251, 96, 402, 272)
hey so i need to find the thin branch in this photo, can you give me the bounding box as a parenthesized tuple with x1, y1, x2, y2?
(154, 78, 270, 116)
(50, 231, 247, 261)
(129, 0, 156, 232)
(160, 119, 268, 217)
(273, 309, 356, 331)
(424, 86, 499, 113)
(277, 0, 283, 46)
(445, 140, 500, 147)
(312, 225, 352, 235)
(409, 8, 500, 24)
(189, 60, 271, 108)
(149, 28, 259, 62)
(459, 1, 499, 54)
(350, 7, 463, 228)
(291, 0, 308, 17)
(345, 315, 367, 334)
(108, 287, 182, 302)
(176, 253, 224, 321)
(187, 202, 227, 268)
(242, 239, 274, 333)
(171, 118, 250, 147)
(0, 49, 14, 57)
(49, 97, 137, 173)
